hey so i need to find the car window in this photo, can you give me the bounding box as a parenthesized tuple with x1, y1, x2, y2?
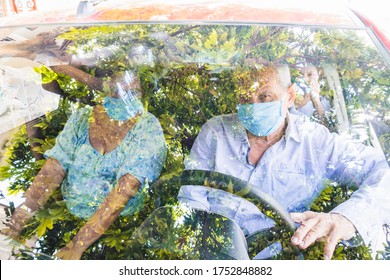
(1, 24, 387, 157)
(0, 22, 389, 259)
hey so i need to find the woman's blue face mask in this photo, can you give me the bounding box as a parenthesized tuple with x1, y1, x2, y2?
(103, 87, 143, 121)
(237, 100, 286, 137)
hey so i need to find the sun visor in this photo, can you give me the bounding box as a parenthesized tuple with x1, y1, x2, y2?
(0, 57, 59, 134)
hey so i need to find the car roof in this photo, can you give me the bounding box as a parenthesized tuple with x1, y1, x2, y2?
(0, 0, 388, 60)
(0, 0, 365, 28)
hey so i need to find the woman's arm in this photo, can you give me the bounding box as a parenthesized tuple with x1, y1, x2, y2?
(54, 174, 141, 260)
(2, 158, 65, 241)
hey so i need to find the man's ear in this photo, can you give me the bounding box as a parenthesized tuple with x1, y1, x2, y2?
(286, 84, 296, 108)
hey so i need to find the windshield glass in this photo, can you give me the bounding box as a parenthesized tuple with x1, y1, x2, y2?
(0, 23, 389, 260)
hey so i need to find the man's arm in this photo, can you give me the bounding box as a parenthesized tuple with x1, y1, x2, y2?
(2, 158, 65, 241)
(54, 174, 140, 260)
(290, 127, 390, 259)
(290, 211, 356, 259)
(184, 120, 217, 171)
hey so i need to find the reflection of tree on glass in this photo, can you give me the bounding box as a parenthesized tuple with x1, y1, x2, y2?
(1, 71, 167, 260)
(128, 205, 249, 260)
(180, 64, 390, 260)
(0, 20, 389, 260)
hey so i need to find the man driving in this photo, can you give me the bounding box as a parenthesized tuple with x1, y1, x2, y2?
(178, 63, 390, 259)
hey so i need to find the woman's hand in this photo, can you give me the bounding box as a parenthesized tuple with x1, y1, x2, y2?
(0, 207, 34, 243)
(54, 174, 141, 260)
(54, 241, 85, 260)
(0, 227, 24, 243)
(1, 158, 65, 244)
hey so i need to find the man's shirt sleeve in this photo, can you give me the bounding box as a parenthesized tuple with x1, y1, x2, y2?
(184, 119, 217, 171)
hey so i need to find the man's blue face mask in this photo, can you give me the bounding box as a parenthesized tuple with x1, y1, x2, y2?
(237, 100, 286, 137)
(103, 86, 143, 121)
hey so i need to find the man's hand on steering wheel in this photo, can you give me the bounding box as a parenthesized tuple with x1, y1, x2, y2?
(290, 211, 356, 260)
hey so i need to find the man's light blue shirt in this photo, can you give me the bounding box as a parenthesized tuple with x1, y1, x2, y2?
(179, 113, 390, 248)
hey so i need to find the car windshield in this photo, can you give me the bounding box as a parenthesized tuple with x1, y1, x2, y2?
(0, 19, 389, 260)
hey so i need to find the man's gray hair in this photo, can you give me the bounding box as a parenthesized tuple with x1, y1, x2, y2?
(276, 64, 291, 90)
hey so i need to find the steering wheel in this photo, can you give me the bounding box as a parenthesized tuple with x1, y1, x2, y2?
(180, 170, 303, 259)
(127, 169, 303, 260)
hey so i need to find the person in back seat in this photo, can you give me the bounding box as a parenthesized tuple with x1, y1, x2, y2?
(291, 65, 331, 125)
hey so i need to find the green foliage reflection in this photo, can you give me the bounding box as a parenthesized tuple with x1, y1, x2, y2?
(1, 23, 389, 259)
